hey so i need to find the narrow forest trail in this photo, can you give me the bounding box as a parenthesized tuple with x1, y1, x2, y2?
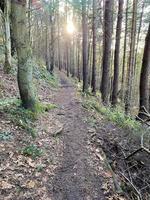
(1, 69, 149, 199)
(49, 71, 110, 200)
(0, 69, 115, 200)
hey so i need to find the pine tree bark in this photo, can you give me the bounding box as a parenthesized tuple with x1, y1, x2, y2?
(28, 0, 32, 42)
(112, 0, 123, 106)
(0, 1, 4, 12)
(4, 0, 11, 73)
(71, 36, 75, 77)
(139, 24, 150, 113)
(45, 14, 50, 71)
(57, 0, 61, 71)
(125, 0, 137, 114)
(77, 37, 81, 82)
(82, 0, 88, 92)
(65, 0, 69, 77)
(101, 0, 113, 104)
(121, 0, 129, 101)
(66, 38, 70, 77)
(134, 1, 145, 74)
(50, 14, 55, 74)
(91, 0, 96, 94)
(11, 0, 36, 110)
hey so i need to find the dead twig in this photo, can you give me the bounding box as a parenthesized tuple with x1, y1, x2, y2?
(125, 147, 150, 160)
(119, 172, 143, 200)
(141, 106, 150, 115)
(136, 115, 150, 126)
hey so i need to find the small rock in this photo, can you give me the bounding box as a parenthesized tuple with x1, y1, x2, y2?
(88, 128, 96, 133)
(52, 125, 63, 137)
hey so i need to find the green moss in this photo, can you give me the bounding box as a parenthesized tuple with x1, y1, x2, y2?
(34, 102, 57, 114)
(45, 103, 57, 110)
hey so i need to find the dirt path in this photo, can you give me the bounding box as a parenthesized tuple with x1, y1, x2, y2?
(49, 72, 108, 200)
(0, 70, 114, 200)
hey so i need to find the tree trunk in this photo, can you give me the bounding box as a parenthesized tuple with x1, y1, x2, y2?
(65, 0, 69, 77)
(101, 0, 113, 104)
(82, 0, 88, 92)
(72, 36, 75, 77)
(0, 1, 4, 12)
(139, 24, 150, 113)
(4, 0, 11, 73)
(28, 0, 32, 42)
(77, 37, 81, 82)
(57, 0, 61, 71)
(91, 0, 96, 94)
(45, 15, 50, 71)
(50, 14, 55, 74)
(134, 0, 145, 74)
(125, 0, 137, 114)
(10, 25, 16, 56)
(112, 0, 123, 106)
(11, 0, 36, 110)
(87, 31, 92, 85)
(121, 0, 129, 101)
(66, 39, 70, 77)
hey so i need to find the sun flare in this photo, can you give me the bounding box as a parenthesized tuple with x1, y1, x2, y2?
(67, 21, 75, 34)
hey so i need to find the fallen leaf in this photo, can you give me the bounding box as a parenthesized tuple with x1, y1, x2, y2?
(0, 180, 13, 189)
(26, 158, 35, 168)
(26, 180, 36, 188)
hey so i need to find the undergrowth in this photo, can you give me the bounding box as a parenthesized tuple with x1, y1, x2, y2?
(22, 144, 43, 159)
(82, 96, 142, 133)
(0, 56, 58, 138)
(0, 132, 13, 141)
(0, 98, 57, 138)
(33, 59, 59, 88)
(0, 54, 59, 88)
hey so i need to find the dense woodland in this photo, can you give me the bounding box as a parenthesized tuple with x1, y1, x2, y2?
(0, 0, 150, 114)
(0, 0, 150, 199)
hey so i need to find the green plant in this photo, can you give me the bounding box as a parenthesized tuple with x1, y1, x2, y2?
(0, 54, 5, 65)
(36, 165, 44, 172)
(22, 144, 43, 159)
(34, 102, 57, 113)
(0, 97, 57, 138)
(0, 132, 13, 141)
(84, 117, 97, 128)
(1, 104, 37, 138)
(82, 98, 142, 133)
(0, 98, 21, 109)
(33, 59, 59, 88)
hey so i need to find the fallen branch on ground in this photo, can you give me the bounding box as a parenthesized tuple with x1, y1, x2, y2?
(119, 172, 143, 200)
